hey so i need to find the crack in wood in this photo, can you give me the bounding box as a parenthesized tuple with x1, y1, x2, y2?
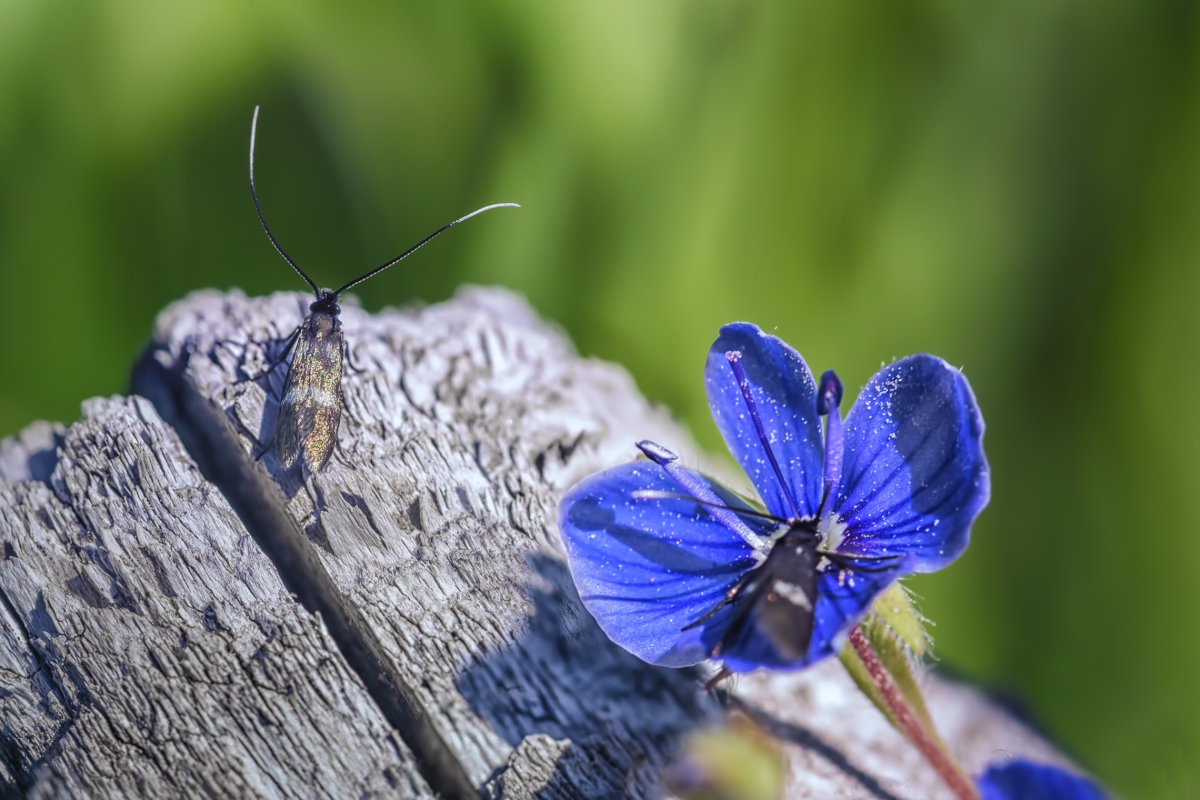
(132, 345, 478, 800)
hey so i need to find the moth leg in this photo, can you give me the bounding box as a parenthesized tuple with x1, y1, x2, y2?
(251, 438, 274, 463)
(704, 667, 733, 691)
(339, 386, 366, 428)
(330, 437, 358, 471)
(822, 550, 906, 572)
(305, 471, 328, 519)
(335, 339, 371, 430)
(232, 325, 302, 386)
(218, 400, 275, 462)
(213, 339, 245, 360)
(681, 571, 753, 632)
(343, 338, 368, 375)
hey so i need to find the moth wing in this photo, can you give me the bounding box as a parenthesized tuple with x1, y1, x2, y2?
(275, 319, 344, 472)
(713, 538, 820, 670)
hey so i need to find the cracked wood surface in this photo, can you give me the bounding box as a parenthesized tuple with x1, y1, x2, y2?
(1, 287, 1078, 798)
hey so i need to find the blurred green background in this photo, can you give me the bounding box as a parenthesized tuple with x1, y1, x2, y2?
(1, 1, 1195, 795)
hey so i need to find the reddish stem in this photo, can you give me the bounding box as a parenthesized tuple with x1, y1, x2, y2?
(847, 625, 980, 800)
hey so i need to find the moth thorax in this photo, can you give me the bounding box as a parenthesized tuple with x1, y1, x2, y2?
(306, 310, 340, 339)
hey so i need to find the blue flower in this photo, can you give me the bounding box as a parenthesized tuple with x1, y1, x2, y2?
(976, 760, 1110, 800)
(559, 322, 989, 672)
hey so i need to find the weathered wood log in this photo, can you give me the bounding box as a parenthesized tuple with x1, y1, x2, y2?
(1, 287, 1079, 798)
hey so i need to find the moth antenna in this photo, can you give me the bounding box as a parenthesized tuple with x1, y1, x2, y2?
(250, 106, 320, 296)
(330, 202, 520, 298)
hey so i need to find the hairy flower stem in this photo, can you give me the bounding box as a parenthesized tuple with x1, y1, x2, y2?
(847, 625, 979, 800)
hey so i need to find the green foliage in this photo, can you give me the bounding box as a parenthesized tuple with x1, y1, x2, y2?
(666, 718, 785, 800)
(0, 2, 1195, 795)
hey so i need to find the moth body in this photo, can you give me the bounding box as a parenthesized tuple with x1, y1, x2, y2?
(276, 300, 344, 472)
(718, 524, 821, 662)
(247, 105, 517, 473)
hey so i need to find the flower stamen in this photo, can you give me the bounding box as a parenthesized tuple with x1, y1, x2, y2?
(630, 490, 788, 525)
(817, 369, 845, 522)
(725, 351, 803, 521)
(637, 440, 770, 552)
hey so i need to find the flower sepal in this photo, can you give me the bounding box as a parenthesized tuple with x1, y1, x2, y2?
(839, 584, 940, 743)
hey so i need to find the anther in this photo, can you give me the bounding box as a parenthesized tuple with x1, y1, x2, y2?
(817, 370, 843, 416)
(636, 440, 768, 553)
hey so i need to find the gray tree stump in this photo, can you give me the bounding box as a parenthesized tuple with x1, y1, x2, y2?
(0, 287, 1079, 799)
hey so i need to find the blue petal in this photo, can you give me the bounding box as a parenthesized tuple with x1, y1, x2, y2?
(807, 562, 903, 661)
(977, 760, 1110, 800)
(705, 323, 825, 521)
(559, 461, 774, 667)
(830, 355, 989, 572)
